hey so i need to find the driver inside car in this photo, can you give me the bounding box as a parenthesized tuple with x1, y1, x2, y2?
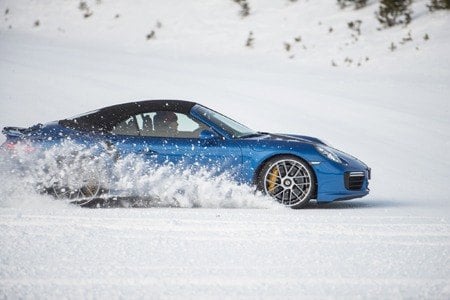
(153, 111, 178, 137)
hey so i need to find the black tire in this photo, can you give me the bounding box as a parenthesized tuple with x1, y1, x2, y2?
(257, 155, 316, 209)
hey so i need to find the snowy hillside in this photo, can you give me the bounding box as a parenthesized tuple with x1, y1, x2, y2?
(1, 0, 449, 68)
(1, 0, 450, 299)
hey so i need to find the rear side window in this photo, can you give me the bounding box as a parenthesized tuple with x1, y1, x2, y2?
(111, 116, 140, 136)
(110, 113, 153, 136)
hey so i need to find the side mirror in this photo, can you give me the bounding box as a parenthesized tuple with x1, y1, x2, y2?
(199, 129, 218, 140)
(198, 129, 220, 145)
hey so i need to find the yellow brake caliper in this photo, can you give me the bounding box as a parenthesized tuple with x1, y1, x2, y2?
(267, 166, 279, 193)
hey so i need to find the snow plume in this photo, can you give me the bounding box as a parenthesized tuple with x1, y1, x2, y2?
(0, 141, 280, 209)
(0, 140, 101, 209)
(110, 154, 279, 209)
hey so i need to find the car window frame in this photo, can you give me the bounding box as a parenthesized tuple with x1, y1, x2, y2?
(109, 110, 210, 139)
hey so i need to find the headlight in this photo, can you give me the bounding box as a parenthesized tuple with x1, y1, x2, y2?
(315, 145, 343, 164)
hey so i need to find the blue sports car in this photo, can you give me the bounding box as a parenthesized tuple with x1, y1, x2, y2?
(1, 100, 370, 208)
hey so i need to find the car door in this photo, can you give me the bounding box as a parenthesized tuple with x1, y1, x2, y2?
(104, 111, 243, 178)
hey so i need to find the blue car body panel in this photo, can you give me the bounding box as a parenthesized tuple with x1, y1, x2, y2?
(1, 100, 370, 203)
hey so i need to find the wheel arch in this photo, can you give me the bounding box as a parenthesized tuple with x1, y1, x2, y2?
(252, 153, 318, 198)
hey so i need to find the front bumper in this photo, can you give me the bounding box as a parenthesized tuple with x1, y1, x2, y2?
(313, 162, 371, 203)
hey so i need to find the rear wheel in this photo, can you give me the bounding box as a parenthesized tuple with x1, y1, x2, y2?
(257, 156, 315, 209)
(50, 154, 108, 203)
(52, 181, 105, 199)
(52, 174, 105, 200)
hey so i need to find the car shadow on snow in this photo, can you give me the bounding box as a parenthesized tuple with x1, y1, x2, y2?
(305, 199, 410, 210)
(72, 196, 410, 210)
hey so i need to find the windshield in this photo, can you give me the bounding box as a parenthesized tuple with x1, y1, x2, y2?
(192, 104, 257, 138)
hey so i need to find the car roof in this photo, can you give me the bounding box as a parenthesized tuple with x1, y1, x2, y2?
(98, 99, 197, 115)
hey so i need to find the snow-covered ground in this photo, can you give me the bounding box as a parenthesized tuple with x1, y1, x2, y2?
(1, 0, 449, 298)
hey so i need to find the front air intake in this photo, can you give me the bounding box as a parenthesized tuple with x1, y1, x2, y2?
(344, 172, 365, 190)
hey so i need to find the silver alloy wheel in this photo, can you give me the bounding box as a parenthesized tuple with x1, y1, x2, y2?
(52, 181, 101, 200)
(263, 158, 313, 207)
(52, 170, 103, 200)
(79, 181, 102, 198)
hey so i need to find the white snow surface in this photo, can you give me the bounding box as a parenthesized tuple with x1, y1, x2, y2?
(1, 0, 450, 298)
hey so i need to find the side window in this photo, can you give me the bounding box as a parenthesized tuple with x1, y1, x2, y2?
(152, 111, 208, 138)
(110, 116, 140, 136)
(177, 114, 201, 132)
(110, 111, 208, 138)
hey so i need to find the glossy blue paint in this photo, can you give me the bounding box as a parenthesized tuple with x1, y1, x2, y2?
(1, 100, 370, 203)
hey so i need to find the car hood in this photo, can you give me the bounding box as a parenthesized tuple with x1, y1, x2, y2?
(248, 132, 328, 146)
(246, 133, 368, 169)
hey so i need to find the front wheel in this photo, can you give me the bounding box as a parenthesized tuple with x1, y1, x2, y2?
(257, 156, 315, 209)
